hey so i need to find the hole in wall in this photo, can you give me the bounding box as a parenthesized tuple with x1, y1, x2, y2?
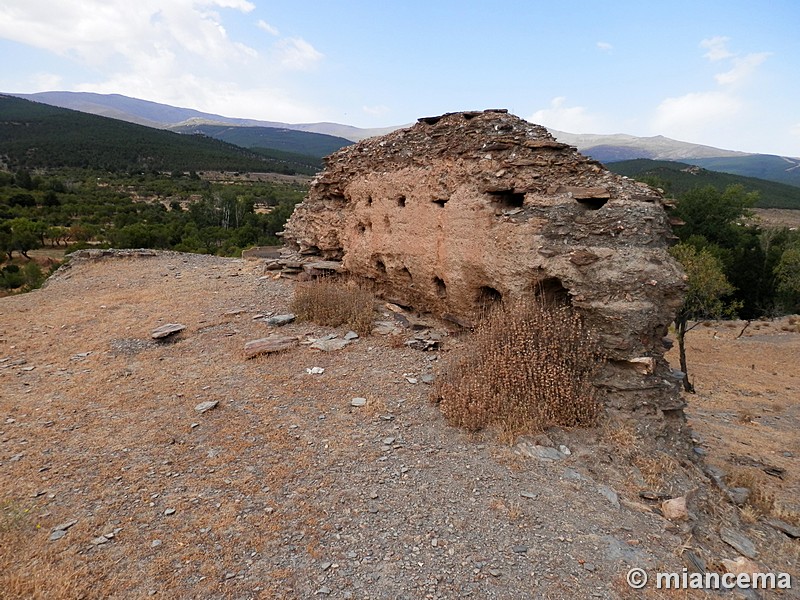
(576, 197, 608, 210)
(397, 195, 407, 208)
(433, 276, 447, 299)
(534, 277, 571, 305)
(401, 267, 413, 282)
(477, 285, 503, 306)
(420, 115, 442, 125)
(375, 258, 387, 274)
(432, 198, 448, 207)
(366, 195, 373, 206)
(487, 190, 525, 209)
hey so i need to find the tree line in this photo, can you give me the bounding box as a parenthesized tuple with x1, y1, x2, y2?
(665, 184, 799, 391)
(0, 168, 306, 290)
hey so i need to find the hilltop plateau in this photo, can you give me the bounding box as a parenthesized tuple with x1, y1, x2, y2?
(0, 251, 797, 599)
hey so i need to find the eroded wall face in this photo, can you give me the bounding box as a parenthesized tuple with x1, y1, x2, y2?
(284, 110, 689, 444)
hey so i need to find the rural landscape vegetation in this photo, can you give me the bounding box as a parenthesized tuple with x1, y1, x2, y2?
(2, 94, 798, 321)
(1, 93, 798, 598)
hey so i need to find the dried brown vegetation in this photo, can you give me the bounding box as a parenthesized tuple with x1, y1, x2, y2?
(290, 276, 375, 335)
(434, 298, 604, 436)
(0, 500, 92, 600)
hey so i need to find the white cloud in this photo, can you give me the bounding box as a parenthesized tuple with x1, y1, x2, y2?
(715, 52, 770, 85)
(700, 36, 733, 61)
(652, 91, 741, 137)
(0, 0, 330, 122)
(596, 41, 613, 52)
(274, 37, 324, 71)
(0, 0, 258, 67)
(648, 37, 771, 145)
(528, 97, 604, 133)
(257, 19, 279, 36)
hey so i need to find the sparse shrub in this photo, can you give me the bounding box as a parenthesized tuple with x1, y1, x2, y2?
(726, 468, 776, 518)
(433, 297, 604, 436)
(291, 276, 375, 335)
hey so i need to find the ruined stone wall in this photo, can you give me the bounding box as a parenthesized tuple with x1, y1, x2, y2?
(284, 110, 688, 443)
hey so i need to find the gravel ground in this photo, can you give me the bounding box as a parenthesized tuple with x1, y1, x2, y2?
(0, 251, 796, 599)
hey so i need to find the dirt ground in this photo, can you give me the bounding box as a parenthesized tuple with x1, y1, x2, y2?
(667, 318, 800, 526)
(0, 251, 797, 599)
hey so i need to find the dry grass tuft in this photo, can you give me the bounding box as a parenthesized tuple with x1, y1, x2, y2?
(290, 276, 376, 335)
(602, 420, 641, 457)
(633, 452, 681, 491)
(433, 297, 604, 436)
(0, 499, 93, 600)
(726, 467, 776, 517)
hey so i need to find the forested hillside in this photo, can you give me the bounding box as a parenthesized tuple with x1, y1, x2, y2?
(168, 123, 351, 159)
(606, 159, 800, 209)
(0, 95, 313, 175)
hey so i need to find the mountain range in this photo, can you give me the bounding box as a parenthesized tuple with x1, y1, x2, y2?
(8, 91, 800, 189)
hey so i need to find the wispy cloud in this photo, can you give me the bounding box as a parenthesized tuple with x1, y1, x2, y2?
(649, 37, 769, 142)
(529, 97, 605, 133)
(714, 52, 770, 85)
(257, 19, 279, 36)
(596, 41, 613, 52)
(700, 36, 734, 61)
(274, 37, 324, 71)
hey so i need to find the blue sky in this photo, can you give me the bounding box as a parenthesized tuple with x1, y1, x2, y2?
(0, 0, 798, 156)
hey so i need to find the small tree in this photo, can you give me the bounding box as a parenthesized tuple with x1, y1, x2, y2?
(670, 243, 740, 392)
(774, 243, 800, 314)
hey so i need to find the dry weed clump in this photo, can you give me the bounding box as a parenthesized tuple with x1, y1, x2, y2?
(0, 499, 93, 599)
(726, 468, 776, 518)
(290, 276, 376, 335)
(434, 297, 604, 436)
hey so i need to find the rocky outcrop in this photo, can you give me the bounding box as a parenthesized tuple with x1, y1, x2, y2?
(284, 110, 688, 443)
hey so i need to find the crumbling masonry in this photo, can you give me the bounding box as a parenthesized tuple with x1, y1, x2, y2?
(284, 110, 688, 442)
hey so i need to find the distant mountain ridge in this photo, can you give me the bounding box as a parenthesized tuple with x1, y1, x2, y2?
(169, 123, 352, 158)
(13, 91, 397, 142)
(548, 130, 800, 189)
(0, 94, 316, 174)
(8, 91, 800, 189)
(548, 130, 750, 161)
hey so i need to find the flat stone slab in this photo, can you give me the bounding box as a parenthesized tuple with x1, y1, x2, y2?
(765, 518, 800, 539)
(310, 338, 350, 352)
(720, 526, 757, 558)
(266, 313, 296, 326)
(244, 335, 298, 358)
(514, 441, 565, 461)
(151, 323, 186, 339)
(194, 400, 219, 413)
(303, 261, 344, 273)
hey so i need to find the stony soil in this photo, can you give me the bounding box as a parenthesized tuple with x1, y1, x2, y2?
(667, 318, 800, 529)
(0, 251, 797, 599)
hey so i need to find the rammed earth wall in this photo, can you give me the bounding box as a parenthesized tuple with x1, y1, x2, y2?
(284, 110, 689, 444)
